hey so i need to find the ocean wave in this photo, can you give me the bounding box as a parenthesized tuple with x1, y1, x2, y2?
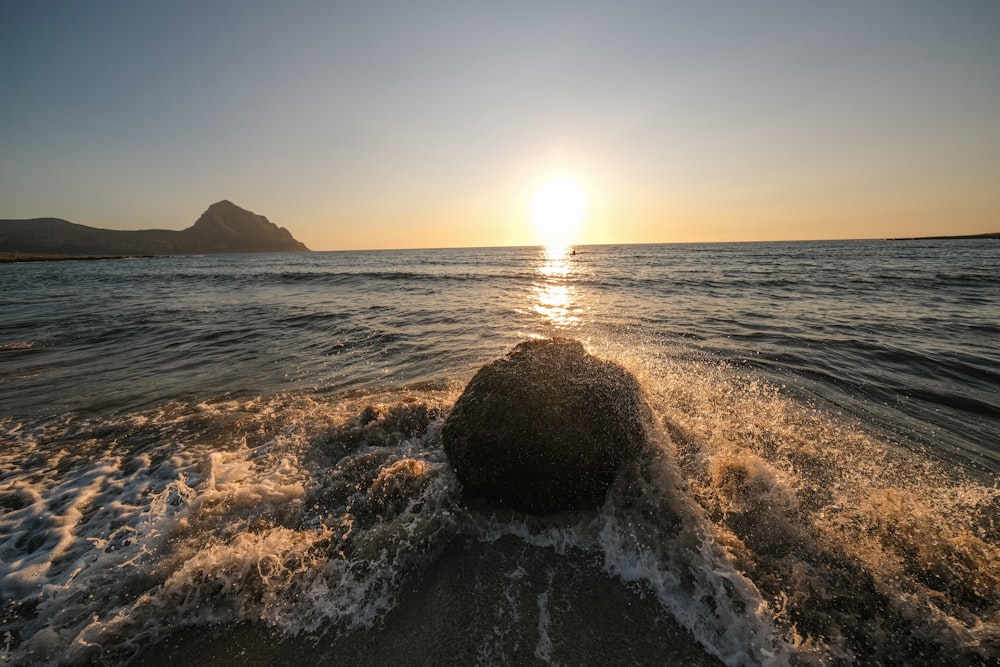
(3, 350, 997, 665)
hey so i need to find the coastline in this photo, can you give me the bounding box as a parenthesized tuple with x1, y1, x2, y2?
(887, 231, 1000, 241)
(0, 253, 138, 263)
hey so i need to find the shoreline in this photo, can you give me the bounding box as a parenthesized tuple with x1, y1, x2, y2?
(0, 253, 138, 263)
(887, 231, 1000, 241)
(132, 536, 722, 666)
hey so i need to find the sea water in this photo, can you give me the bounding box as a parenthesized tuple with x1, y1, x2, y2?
(1, 241, 997, 665)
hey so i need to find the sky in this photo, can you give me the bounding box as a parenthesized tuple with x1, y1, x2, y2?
(1, 1, 998, 250)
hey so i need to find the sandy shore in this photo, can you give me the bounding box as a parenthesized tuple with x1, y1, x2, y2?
(133, 536, 721, 666)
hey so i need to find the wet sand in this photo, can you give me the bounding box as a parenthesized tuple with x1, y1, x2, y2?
(134, 536, 721, 666)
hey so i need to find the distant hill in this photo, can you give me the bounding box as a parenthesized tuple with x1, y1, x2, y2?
(0, 200, 309, 258)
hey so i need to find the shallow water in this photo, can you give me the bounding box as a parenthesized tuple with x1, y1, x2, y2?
(1, 240, 998, 665)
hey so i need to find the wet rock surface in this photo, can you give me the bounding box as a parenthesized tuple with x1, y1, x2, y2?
(442, 338, 651, 513)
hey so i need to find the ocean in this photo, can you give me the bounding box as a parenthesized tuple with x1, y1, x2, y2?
(1, 240, 998, 666)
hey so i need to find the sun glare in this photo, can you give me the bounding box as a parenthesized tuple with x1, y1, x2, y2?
(530, 177, 587, 250)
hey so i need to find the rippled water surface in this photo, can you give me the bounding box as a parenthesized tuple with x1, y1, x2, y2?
(3, 241, 996, 470)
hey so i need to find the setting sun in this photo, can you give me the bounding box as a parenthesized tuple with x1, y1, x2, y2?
(530, 177, 587, 249)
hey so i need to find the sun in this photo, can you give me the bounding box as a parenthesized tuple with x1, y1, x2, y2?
(530, 177, 587, 249)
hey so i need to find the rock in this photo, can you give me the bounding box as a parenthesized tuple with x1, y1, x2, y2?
(442, 338, 651, 513)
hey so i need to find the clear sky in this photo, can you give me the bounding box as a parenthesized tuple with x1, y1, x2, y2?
(2, 1, 998, 250)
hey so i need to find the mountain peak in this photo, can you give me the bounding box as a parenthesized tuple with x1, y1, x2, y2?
(206, 199, 241, 212)
(189, 201, 309, 252)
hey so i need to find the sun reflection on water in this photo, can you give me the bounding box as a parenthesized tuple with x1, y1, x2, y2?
(532, 246, 582, 327)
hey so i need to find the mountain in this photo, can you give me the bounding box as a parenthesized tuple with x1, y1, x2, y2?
(185, 200, 309, 252)
(0, 201, 309, 258)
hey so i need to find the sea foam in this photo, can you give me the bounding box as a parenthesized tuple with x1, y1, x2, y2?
(1, 348, 998, 665)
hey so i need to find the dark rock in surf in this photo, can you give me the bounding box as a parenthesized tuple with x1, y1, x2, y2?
(442, 338, 650, 514)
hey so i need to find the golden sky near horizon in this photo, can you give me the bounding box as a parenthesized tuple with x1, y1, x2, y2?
(2, 2, 998, 250)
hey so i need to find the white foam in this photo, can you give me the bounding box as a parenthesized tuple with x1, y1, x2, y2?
(3, 359, 997, 665)
(533, 572, 556, 664)
(608, 345, 1000, 664)
(470, 477, 791, 666)
(0, 390, 461, 664)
